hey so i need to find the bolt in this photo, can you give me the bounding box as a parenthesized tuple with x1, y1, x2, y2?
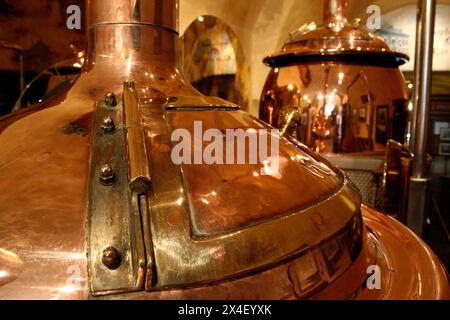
(105, 92, 117, 107)
(101, 246, 121, 270)
(99, 164, 115, 186)
(101, 116, 115, 134)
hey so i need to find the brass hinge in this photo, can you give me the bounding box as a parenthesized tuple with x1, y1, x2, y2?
(87, 84, 151, 296)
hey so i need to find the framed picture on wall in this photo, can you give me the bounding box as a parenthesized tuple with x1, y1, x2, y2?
(439, 143, 450, 156)
(376, 105, 388, 144)
(440, 127, 450, 141)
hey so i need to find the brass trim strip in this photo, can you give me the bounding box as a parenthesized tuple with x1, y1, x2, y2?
(123, 82, 152, 194)
(164, 96, 240, 111)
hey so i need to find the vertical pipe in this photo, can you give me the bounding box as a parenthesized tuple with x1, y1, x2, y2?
(409, 2, 423, 153)
(323, 0, 348, 26)
(412, 0, 435, 179)
(407, 0, 436, 236)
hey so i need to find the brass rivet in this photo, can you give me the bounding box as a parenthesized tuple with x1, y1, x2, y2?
(101, 116, 115, 134)
(105, 92, 117, 107)
(101, 246, 121, 270)
(99, 164, 115, 186)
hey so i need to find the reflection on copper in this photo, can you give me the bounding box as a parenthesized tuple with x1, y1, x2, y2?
(0, 249, 23, 287)
(260, 0, 409, 156)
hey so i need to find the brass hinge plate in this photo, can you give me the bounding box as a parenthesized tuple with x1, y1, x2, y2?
(87, 96, 146, 296)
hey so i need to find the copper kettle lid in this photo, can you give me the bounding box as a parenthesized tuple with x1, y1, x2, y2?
(264, 0, 409, 67)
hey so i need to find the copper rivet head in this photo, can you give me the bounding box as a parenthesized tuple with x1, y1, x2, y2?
(101, 246, 121, 270)
(99, 164, 115, 185)
(105, 92, 117, 107)
(101, 116, 115, 134)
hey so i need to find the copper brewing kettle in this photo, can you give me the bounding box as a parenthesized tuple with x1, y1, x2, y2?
(260, 0, 410, 155)
(0, 0, 448, 300)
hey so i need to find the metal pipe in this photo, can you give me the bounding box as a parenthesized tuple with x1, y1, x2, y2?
(79, 0, 198, 98)
(323, 0, 348, 26)
(408, 2, 423, 153)
(412, 0, 435, 179)
(407, 0, 436, 236)
(86, 0, 178, 32)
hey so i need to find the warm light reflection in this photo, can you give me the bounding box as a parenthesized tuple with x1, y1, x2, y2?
(325, 103, 335, 117)
(126, 52, 133, 76)
(417, 273, 423, 296)
(0, 271, 8, 278)
(59, 285, 79, 294)
(261, 158, 282, 179)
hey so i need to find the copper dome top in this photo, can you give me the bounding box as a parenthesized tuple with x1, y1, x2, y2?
(263, 0, 409, 67)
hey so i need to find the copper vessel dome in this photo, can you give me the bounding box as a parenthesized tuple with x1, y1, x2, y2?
(0, 0, 448, 300)
(264, 1, 408, 68)
(260, 0, 410, 156)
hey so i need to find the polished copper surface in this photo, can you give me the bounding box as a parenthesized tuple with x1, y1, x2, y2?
(139, 95, 362, 289)
(168, 110, 341, 234)
(315, 206, 450, 300)
(261, 64, 408, 154)
(264, 0, 408, 67)
(87, 0, 179, 32)
(0, 248, 24, 288)
(0, 0, 191, 300)
(0, 0, 448, 300)
(260, 0, 409, 156)
(323, 0, 347, 26)
(97, 206, 450, 300)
